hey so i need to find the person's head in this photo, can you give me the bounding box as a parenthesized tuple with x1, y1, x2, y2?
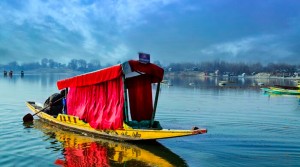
(60, 89, 66, 96)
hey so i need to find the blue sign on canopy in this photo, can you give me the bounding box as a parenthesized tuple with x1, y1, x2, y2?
(139, 52, 150, 64)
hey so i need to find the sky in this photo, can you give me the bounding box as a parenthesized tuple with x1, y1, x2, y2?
(0, 0, 300, 65)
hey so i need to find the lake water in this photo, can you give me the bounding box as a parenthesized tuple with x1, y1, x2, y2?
(0, 74, 300, 167)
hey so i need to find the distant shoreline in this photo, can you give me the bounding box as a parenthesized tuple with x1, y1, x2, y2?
(4, 69, 300, 80)
(164, 71, 300, 80)
(4, 68, 82, 75)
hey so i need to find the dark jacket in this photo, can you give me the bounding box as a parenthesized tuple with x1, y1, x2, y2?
(44, 93, 64, 116)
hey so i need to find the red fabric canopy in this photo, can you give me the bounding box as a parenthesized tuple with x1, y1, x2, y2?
(128, 60, 164, 83)
(125, 61, 164, 122)
(56, 60, 164, 130)
(56, 60, 164, 90)
(57, 65, 122, 90)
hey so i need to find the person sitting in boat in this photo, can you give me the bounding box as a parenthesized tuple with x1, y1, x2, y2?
(44, 90, 66, 116)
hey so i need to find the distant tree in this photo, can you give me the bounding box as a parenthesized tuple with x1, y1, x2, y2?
(199, 62, 214, 72)
(249, 62, 264, 74)
(68, 59, 78, 70)
(87, 59, 101, 71)
(21, 62, 41, 70)
(77, 59, 87, 71)
(7, 61, 20, 71)
(57, 63, 66, 68)
(168, 63, 184, 72)
(41, 58, 49, 67)
(48, 59, 56, 68)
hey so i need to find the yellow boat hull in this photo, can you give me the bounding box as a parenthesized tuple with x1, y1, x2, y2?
(26, 101, 207, 141)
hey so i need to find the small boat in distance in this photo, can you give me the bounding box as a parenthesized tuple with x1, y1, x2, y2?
(9, 70, 13, 77)
(262, 83, 300, 95)
(26, 57, 207, 141)
(3, 70, 7, 77)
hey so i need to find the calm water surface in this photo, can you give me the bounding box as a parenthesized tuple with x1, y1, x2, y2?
(0, 74, 299, 167)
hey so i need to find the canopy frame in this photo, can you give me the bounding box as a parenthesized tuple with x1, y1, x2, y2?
(57, 60, 164, 130)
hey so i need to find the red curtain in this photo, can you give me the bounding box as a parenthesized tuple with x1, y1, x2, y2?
(126, 75, 153, 122)
(67, 77, 124, 130)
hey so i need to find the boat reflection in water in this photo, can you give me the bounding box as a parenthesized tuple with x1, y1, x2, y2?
(33, 119, 187, 167)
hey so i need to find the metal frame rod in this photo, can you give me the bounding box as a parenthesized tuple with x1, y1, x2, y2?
(150, 82, 160, 127)
(122, 75, 129, 123)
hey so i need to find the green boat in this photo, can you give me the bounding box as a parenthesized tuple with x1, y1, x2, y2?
(262, 87, 300, 95)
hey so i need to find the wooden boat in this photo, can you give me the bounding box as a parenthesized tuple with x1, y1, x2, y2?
(261, 87, 300, 95)
(262, 82, 300, 95)
(26, 58, 207, 141)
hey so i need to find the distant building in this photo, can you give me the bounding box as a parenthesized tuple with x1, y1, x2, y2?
(255, 73, 270, 78)
(215, 70, 219, 76)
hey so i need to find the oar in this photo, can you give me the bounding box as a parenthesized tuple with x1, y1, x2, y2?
(23, 97, 64, 123)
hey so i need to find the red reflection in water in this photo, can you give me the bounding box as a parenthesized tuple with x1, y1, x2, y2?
(55, 142, 109, 167)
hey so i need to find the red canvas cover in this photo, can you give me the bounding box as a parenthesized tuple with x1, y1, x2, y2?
(57, 65, 122, 90)
(67, 77, 124, 130)
(56, 60, 164, 129)
(125, 61, 163, 121)
(128, 60, 164, 83)
(126, 75, 153, 121)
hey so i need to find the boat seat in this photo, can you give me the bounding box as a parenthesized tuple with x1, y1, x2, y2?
(125, 120, 162, 130)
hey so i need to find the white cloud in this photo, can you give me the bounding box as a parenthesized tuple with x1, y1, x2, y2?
(199, 33, 298, 63)
(106, 43, 130, 61)
(1, 0, 299, 64)
(201, 35, 274, 57)
(0, 0, 180, 64)
(114, 0, 174, 29)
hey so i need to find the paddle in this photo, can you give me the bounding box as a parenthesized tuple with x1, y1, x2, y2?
(23, 97, 64, 123)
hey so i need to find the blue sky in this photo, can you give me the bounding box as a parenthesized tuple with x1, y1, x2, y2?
(0, 0, 300, 65)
